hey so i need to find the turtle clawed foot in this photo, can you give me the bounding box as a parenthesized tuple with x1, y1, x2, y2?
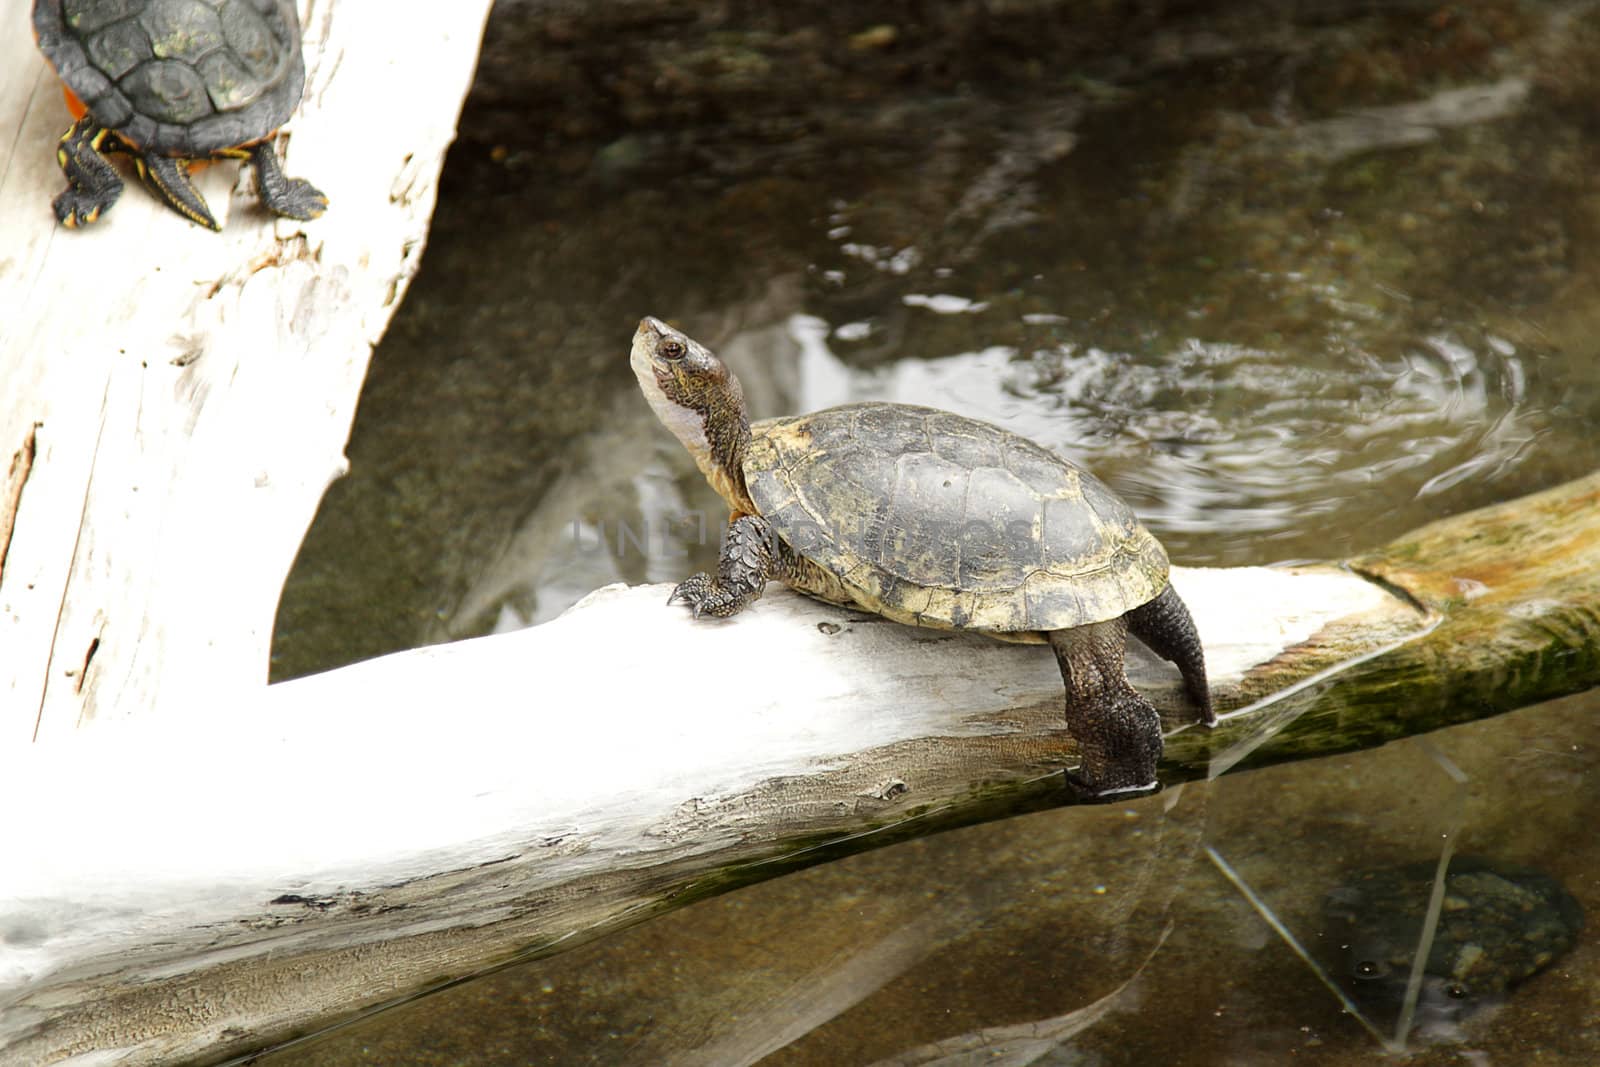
(267, 178, 328, 221)
(667, 573, 713, 615)
(249, 142, 328, 222)
(667, 573, 749, 618)
(52, 185, 120, 228)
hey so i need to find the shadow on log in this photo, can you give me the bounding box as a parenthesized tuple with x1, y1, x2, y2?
(1, 472, 1597, 1065)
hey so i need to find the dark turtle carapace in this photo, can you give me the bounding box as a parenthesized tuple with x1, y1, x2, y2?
(33, 0, 327, 230)
(631, 316, 1215, 799)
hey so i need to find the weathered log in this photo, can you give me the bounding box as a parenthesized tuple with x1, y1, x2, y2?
(0, 0, 493, 738)
(2, 473, 1597, 1065)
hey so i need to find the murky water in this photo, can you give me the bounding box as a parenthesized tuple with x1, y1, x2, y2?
(268, 1, 1598, 1063)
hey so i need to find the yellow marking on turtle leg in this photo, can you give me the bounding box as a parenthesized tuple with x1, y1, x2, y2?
(51, 117, 129, 228)
(137, 154, 221, 230)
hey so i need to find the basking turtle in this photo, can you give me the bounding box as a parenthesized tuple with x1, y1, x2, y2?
(33, 0, 327, 230)
(631, 317, 1214, 798)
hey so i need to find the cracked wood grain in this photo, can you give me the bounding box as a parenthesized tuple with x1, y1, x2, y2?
(0, 425, 37, 587)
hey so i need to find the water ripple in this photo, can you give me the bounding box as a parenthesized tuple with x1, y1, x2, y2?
(803, 313, 1555, 564)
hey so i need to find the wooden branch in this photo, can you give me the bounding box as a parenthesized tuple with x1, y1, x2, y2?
(0, 0, 492, 740)
(2, 473, 1597, 1065)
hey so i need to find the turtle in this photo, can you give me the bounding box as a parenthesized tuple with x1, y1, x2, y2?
(630, 316, 1214, 798)
(32, 0, 327, 230)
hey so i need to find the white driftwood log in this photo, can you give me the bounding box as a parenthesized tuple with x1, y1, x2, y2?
(0, 564, 1413, 1066)
(0, 466, 1595, 1067)
(0, 0, 493, 739)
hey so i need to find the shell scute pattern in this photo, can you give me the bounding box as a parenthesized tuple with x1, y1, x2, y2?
(850, 404, 933, 459)
(961, 466, 1046, 576)
(64, 0, 140, 32)
(82, 19, 148, 78)
(745, 403, 1168, 632)
(140, 0, 225, 65)
(787, 452, 887, 551)
(36, 0, 302, 154)
(881, 451, 972, 587)
(1042, 495, 1111, 568)
(927, 411, 1005, 469)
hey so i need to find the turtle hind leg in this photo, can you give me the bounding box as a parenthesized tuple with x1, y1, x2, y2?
(247, 141, 328, 221)
(134, 153, 220, 230)
(52, 115, 125, 227)
(1048, 620, 1163, 801)
(1126, 583, 1214, 726)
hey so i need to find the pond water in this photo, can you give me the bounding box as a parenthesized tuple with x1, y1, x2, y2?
(268, 2, 1598, 1063)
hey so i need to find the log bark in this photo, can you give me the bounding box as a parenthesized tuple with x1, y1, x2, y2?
(0, 0, 493, 739)
(1, 473, 1597, 1065)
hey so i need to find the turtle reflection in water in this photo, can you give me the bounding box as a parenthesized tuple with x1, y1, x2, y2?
(630, 316, 1213, 800)
(1324, 857, 1583, 1023)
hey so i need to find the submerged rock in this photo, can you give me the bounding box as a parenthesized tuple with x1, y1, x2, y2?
(1323, 856, 1583, 1023)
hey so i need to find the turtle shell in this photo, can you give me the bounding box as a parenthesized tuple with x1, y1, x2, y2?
(744, 403, 1170, 632)
(33, 0, 305, 157)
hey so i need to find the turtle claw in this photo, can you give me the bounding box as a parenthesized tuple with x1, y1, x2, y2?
(668, 572, 755, 618)
(249, 143, 327, 222)
(1064, 769, 1161, 804)
(668, 573, 713, 611)
(269, 177, 328, 221)
(53, 189, 113, 228)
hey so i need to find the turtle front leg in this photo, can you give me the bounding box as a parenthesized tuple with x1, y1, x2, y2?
(135, 152, 221, 230)
(1048, 620, 1164, 801)
(247, 141, 328, 221)
(51, 116, 124, 227)
(669, 514, 790, 618)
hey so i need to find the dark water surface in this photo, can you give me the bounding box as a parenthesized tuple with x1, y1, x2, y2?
(269, 1, 1598, 1062)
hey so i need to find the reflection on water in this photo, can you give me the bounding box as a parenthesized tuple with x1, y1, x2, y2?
(432, 303, 1556, 637)
(268, 0, 1600, 1063)
(272, 2, 1600, 666)
(788, 313, 1545, 560)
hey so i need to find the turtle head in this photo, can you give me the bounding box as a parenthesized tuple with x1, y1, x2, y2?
(631, 317, 755, 511)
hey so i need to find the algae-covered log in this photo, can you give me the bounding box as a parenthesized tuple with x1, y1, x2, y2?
(1169, 470, 1600, 776)
(2, 473, 1598, 1066)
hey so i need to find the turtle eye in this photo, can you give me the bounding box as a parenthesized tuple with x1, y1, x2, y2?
(660, 339, 687, 360)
